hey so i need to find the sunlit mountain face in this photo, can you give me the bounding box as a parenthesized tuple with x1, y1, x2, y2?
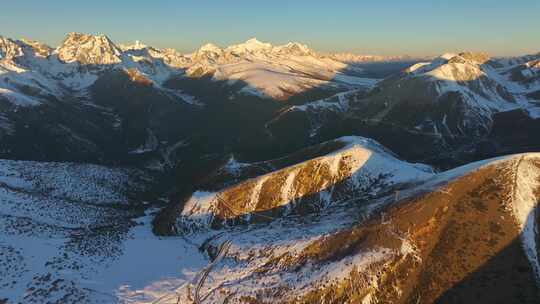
(1, 31, 540, 304)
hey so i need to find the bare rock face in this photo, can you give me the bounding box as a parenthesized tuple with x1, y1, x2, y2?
(56, 32, 122, 65)
(457, 51, 491, 64)
(18, 39, 52, 58)
(124, 68, 153, 86)
(0, 36, 23, 60)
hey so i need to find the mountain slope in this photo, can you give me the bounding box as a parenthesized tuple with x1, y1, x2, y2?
(1, 145, 540, 303)
(0, 159, 154, 303)
(160, 136, 434, 233)
(165, 153, 540, 304)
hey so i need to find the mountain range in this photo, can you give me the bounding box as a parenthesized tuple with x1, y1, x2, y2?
(1, 32, 540, 303)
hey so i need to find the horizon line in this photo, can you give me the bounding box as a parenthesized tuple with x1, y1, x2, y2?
(2, 31, 539, 59)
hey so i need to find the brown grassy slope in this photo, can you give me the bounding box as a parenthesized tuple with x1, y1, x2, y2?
(284, 157, 540, 303)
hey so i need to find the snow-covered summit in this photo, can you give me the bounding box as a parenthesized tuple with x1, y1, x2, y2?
(0, 36, 23, 60)
(197, 42, 223, 54)
(118, 40, 148, 51)
(0, 33, 380, 105)
(18, 38, 53, 58)
(225, 37, 273, 54)
(401, 52, 519, 112)
(190, 38, 317, 59)
(273, 41, 313, 56)
(55, 32, 122, 65)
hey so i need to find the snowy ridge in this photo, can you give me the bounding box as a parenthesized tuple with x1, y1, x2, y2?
(328, 51, 540, 145)
(0, 33, 381, 106)
(135, 192, 406, 303)
(404, 52, 540, 119)
(187, 37, 378, 100)
(408, 53, 516, 112)
(178, 136, 434, 230)
(512, 155, 540, 283)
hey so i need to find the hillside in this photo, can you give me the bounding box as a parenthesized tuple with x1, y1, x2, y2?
(1, 138, 539, 303)
(165, 153, 540, 304)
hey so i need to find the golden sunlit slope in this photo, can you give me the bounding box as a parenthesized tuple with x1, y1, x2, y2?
(166, 136, 434, 232)
(164, 153, 540, 303)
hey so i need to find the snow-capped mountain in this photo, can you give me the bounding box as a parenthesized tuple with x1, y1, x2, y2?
(326, 52, 417, 63)
(267, 51, 540, 168)
(0, 33, 377, 105)
(350, 51, 539, 137)
(181, 37, 376, 100)
(56, 32, 123, 65)
(0, 33, 383, 166)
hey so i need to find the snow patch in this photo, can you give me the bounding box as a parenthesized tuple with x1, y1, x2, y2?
(512, 156, 540, 283)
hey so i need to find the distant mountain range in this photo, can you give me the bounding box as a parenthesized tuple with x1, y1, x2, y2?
(0, 33, 389, 104)
(0, 33, 404, 167)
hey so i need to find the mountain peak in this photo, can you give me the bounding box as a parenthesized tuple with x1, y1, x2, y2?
(226, 38, 273, 53)
(57, 32, 122, 65)
(119, 40, 148, 51)
(457, 51, 491, 64)
(63, 32, 112, 43)
(245, 37, 263, 44)
(405, 51, 488, 75)
(197, 43, 222, 53)
(274, 41, 313, 56)
(0, 36, 23, 60)
(18, 38, 53, 58)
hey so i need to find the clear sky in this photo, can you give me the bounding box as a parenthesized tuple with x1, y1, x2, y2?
(1, 0, 539, 57)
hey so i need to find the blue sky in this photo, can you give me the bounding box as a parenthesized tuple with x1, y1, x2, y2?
(1, 0, 539, 56)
